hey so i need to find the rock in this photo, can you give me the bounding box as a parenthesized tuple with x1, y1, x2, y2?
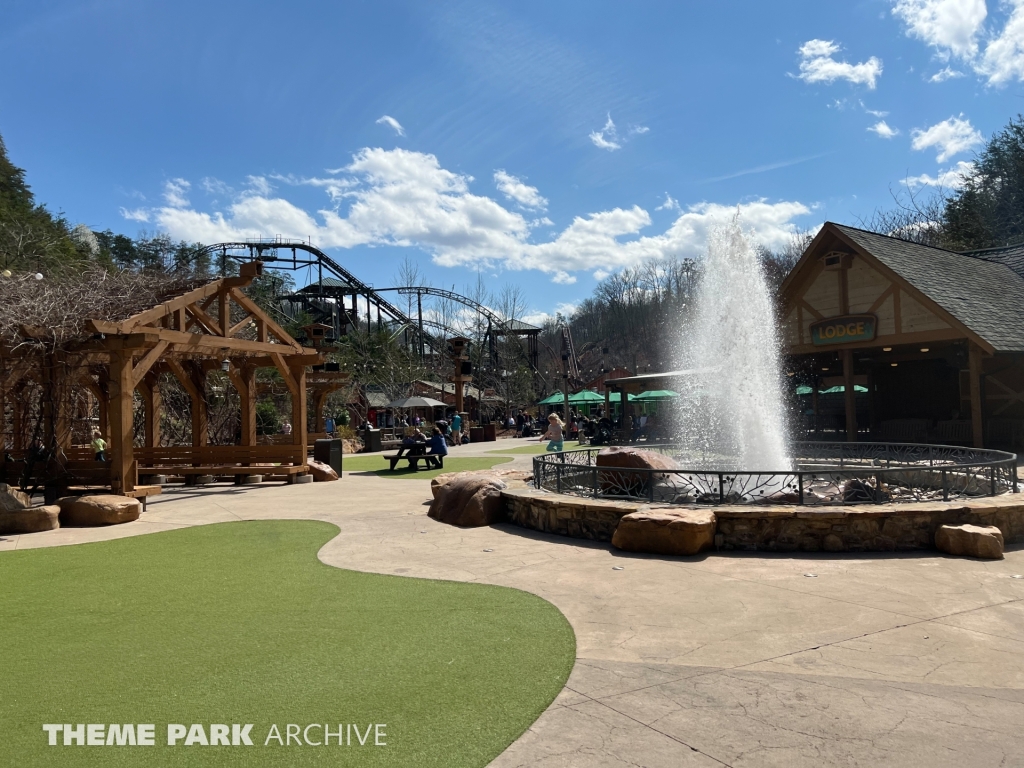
(0, 504, 59, 534)
(935, 524, 1004, 559)
(766, 490, 802, 504)
(823, 533, 845, 552)
(57, 495, 141, 527)
(428, 474, 508, 527)
(0, 483, 31, 512)
(611, 508, 716, 556)
(431, 469, 531, 499)
(596, 447, 678, 496)
(307, 459, 339, 482)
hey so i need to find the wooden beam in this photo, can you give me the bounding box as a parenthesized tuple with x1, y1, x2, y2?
(270, 353, 299, 394)
(111, 275, 253, 333)
(188, 362, 208, 449)
(87, 322, 314, 356)
(969, 342, 985, 448)
(131, 339, 170, 389)
(138, 376, 162, 449)
(219, 288, 231, 339)
(186, 302, 224, 336)
(227, 364, 257, 446)
(166, 359, 200, 401)
(290, 362, 307, 464)
(228, 288, 302, 350)
(227, 313, 254, 338)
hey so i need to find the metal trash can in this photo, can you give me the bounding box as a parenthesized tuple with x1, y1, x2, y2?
(314, 438, 343, 475)
(363, 428, 382, 453)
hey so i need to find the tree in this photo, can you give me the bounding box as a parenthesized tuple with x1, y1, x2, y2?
(943, 114, 1024, 250)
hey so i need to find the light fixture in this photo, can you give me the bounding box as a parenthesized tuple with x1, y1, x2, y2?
(821, 367, 829, 371)
(891, 362, 898, 367)
(920, 347, 929, 352)
(221, 359, 231, 372)
(883, 347, 892, 352)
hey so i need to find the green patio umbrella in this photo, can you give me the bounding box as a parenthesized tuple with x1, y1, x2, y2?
(568, 390, 605, 403)
(795, 385, 814, 395)
(537, 391, 565, 405)
(606, 391, 637, 402)
(635, 390, 679, 401)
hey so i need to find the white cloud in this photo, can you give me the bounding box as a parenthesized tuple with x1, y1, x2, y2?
(893, 0, 987, 60)
(893, 0, 1024, 86)
(630, 125, 650, 135)
(902, 160, 976, 188)
(119, 207, 150, 223)
(867, 120, 901, 138)
(163, 178, 191, 208)
(523, 302, 579, 326)
(978, 0, 1024, 84)
(859, 101, 889, 117)
(493, 170, 548, 210)
(796, 39, 883, 88)
(911, 115, 984, 161)
(655, 193, 680, 211)
(245, 175, 272, 196)
(127, 147, 811, 282)
(375, 115, 405, 136)
(589, 115, 622, 150)
(929, 65, 965, 81)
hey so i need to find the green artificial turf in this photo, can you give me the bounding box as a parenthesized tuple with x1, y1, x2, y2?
(486, 441, 584, 455)
(341, 455, 512, 479)
(0, 521, 575, 767)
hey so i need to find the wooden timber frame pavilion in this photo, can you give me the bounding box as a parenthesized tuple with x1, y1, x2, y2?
(780, 223, 1024, 449)
(0, 261, 323, 497)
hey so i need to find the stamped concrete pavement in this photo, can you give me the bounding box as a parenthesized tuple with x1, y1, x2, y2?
(2, 440, 1023, 767)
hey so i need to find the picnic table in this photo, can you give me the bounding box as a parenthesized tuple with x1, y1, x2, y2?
(382, 443, 443, 471)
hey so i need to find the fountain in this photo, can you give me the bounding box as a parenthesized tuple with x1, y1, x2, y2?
(674, 219, 790, 470)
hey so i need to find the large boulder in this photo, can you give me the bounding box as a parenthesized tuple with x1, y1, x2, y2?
(0, 483, 31, 512)
(428, 474, 508, 527)
(58, 495, 141, 527)
(935, 524, 1004, 560)
(431, 469, 532, 499)
(596, 447, 678, 496)
(611, 508, 716, 556)
(0, 504, 60, 534)
(307, 459, 339, 482)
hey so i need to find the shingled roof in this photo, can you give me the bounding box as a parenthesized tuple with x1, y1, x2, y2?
(832, 224, 1024, 353)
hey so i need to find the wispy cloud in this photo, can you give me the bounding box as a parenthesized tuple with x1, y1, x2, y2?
(867, 120, 900, 139)
(375, 115, 405, 136)
(655, 193, 680, 212)
(796, 39, 883, 88)
(493, 170, 547, 210)
(588, 114, 649, 151)
(929, 66, 964, 82)
(703, 153, 829, 183)
(902, 160, 975, 189)
(163, 178, 191, 208)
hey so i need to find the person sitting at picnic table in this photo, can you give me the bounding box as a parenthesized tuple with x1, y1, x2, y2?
(402, 427, 426, 446)
(427, 427, 448, 467)
(539, 413, 565, 452)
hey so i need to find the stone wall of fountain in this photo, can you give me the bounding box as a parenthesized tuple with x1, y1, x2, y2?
(673, 220, 791, 470)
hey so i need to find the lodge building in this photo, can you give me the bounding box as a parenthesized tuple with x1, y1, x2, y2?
(780, 222, 1024, 450)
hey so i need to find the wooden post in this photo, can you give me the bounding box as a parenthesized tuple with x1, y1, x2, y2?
(189, 362, 208, 448)
(139, 375, 162, 448)
(290, 362, 308, 465)
(238, 365, 257, 447)
(969, 342, 984, 448)
(108, 351, 135, 493)
(842, 349, 857, 442)
(314, 388, 328, 434)
(11, 383, 24, 451)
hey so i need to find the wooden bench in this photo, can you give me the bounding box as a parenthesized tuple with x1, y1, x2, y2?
(134, 445, 308, 483)
(382, 444, 443, 471)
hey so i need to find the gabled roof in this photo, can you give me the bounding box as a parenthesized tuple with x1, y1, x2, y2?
(789, 223, 1024, 354)
(961, 242, 1024, 280)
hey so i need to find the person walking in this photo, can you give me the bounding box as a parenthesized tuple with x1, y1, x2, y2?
(540, 413, 565, 452)
(91, 430, 107, 461)
(451, 412, 463, 446)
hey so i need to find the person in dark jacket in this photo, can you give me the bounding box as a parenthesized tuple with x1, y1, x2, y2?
(427, 427, 448, 469)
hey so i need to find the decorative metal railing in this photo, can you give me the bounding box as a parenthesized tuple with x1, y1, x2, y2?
(533, 442, 1019, 505)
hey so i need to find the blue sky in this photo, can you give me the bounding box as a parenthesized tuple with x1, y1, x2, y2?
(2, 0, 1022, 322)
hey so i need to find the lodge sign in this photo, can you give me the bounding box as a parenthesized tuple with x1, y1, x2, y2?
(810, 314, 877, 346)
